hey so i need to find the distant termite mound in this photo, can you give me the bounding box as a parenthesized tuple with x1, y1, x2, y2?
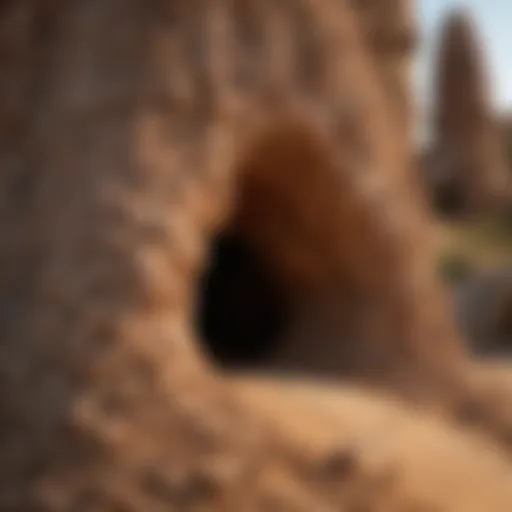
(500, 113, 512, 173)
(0, 1, 511, 511)
(424, 9, 510, 217)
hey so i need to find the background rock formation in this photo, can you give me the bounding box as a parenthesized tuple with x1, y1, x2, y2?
(426, 9, 510, 216)
(0, 1, 512, 511)
(500, 112, 512, 172)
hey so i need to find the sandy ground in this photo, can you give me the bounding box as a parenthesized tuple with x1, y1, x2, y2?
(231, 371, 512, 511)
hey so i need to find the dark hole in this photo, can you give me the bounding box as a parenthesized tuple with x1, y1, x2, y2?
(435, 180, 465, 215)
(197, 232, 289, 370)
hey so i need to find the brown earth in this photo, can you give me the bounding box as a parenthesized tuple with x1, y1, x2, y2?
(354, 0, 417, 144)
(234, 373, 512, 512)
(0, 1, 512, 511)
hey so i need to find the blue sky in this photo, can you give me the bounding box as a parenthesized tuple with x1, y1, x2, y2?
(415, 0, 512, 139)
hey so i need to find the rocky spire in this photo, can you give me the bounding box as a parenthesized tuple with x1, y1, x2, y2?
(430, 8, 510, 216)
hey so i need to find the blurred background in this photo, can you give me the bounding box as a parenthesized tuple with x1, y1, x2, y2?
(413, 0, 512, 357)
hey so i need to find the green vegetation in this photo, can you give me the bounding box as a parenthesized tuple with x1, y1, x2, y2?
(437, 252, 475, 284)
(436, 214, 512, 284)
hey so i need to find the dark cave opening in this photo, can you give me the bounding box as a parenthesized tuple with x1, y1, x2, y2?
(197, 232, 290, 370)
(435, 180, 465, 216)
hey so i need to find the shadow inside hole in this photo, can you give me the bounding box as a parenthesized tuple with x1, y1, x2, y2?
(197, 232, 290, 370)
(435, 180, 465, 216)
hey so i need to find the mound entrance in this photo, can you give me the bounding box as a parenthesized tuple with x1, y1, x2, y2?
(198, 231, 290, 369)
(194, 121, 390, 377)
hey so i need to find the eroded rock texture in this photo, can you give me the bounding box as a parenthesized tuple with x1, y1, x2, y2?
(352, 0, 417, 145)
(426, 9, 510, 216)
(0, 1, 511, 511)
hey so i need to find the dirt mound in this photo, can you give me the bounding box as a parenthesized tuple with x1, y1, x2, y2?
(353, 0, 417, 145)
(0, 1, 512, 510)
